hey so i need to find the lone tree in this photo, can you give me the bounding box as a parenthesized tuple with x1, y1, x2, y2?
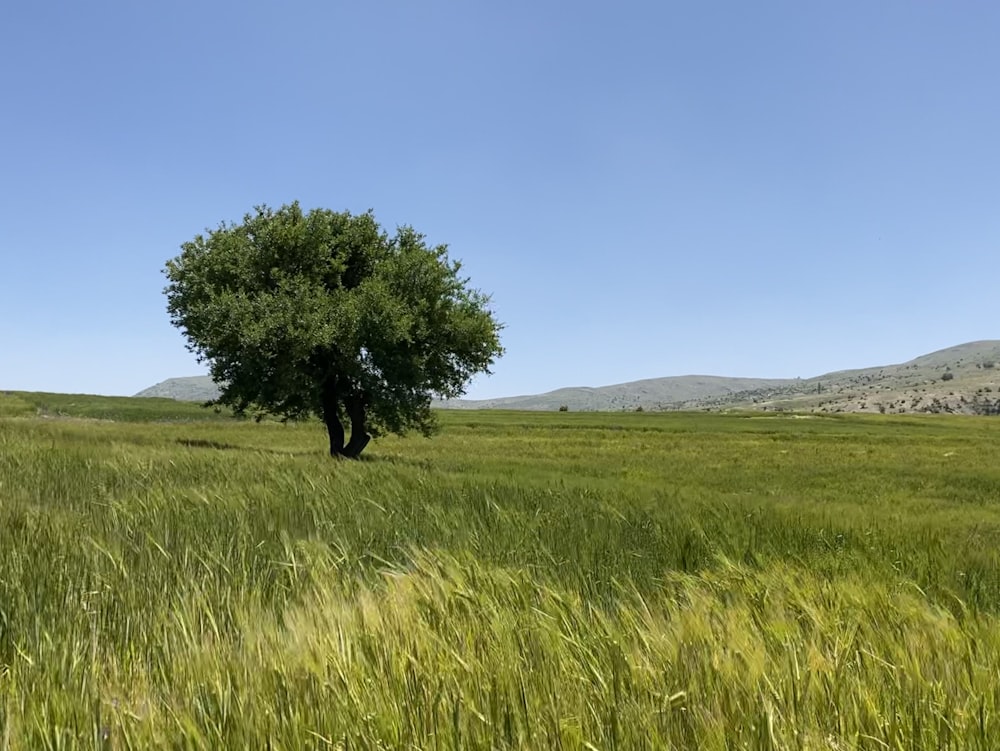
(164, 202, 503, 458)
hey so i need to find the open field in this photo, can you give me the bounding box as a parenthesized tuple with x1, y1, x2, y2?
(2, 392, 1000, 748)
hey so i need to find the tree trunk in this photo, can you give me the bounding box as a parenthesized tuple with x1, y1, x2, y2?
(342, 390, 371, 458)
(321, 376, 345, 457)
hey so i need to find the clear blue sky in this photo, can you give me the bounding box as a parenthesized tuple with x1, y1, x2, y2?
(2, 1, 997, 399)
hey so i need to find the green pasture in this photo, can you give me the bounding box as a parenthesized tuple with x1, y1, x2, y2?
(1, 394, 999, 748)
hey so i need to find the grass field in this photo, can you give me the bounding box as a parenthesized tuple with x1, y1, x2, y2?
(1, 391, 999, 749)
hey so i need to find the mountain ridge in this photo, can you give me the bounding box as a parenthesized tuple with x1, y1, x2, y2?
(137, 340, 1000, 415)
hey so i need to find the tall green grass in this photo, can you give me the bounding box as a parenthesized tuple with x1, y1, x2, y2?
(1, 400, 999, 748)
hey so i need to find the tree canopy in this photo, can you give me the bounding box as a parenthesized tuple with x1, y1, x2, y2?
(164, 202, 503, 457)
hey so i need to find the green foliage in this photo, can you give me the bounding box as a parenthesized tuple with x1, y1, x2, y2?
(164, 202, 503, 446)
(942, 371, 955, 381)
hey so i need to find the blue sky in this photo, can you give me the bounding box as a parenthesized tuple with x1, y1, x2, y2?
(2, 1, 997, 399)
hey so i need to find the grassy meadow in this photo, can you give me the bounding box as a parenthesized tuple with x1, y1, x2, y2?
(1, 391, 1000, 748)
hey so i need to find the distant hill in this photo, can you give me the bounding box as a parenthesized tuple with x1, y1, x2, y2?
(134, 376, 220, 402)
(134, 374, 797, 409)
(138, 340, 1000, 415)
(438, 341, 1000, 415)
(438, 375, 800, 412)
(708, 339, 1000, 416)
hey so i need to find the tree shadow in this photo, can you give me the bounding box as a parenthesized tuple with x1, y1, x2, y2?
(176, 438, 244, 451)
(174, 437, 429, 462)
(175, 437, 334, 458)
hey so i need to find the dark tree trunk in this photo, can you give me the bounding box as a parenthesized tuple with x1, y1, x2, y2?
(341, 390, 371, 458)
(321, 376, 345, 457)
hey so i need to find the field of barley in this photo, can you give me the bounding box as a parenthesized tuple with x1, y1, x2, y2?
(1, 390, 999, 749)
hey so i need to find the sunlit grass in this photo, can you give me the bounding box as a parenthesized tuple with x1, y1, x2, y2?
(1, 399, 999, 748)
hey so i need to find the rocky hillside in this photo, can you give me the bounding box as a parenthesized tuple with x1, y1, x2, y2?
(692, 340, 1000, 416)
